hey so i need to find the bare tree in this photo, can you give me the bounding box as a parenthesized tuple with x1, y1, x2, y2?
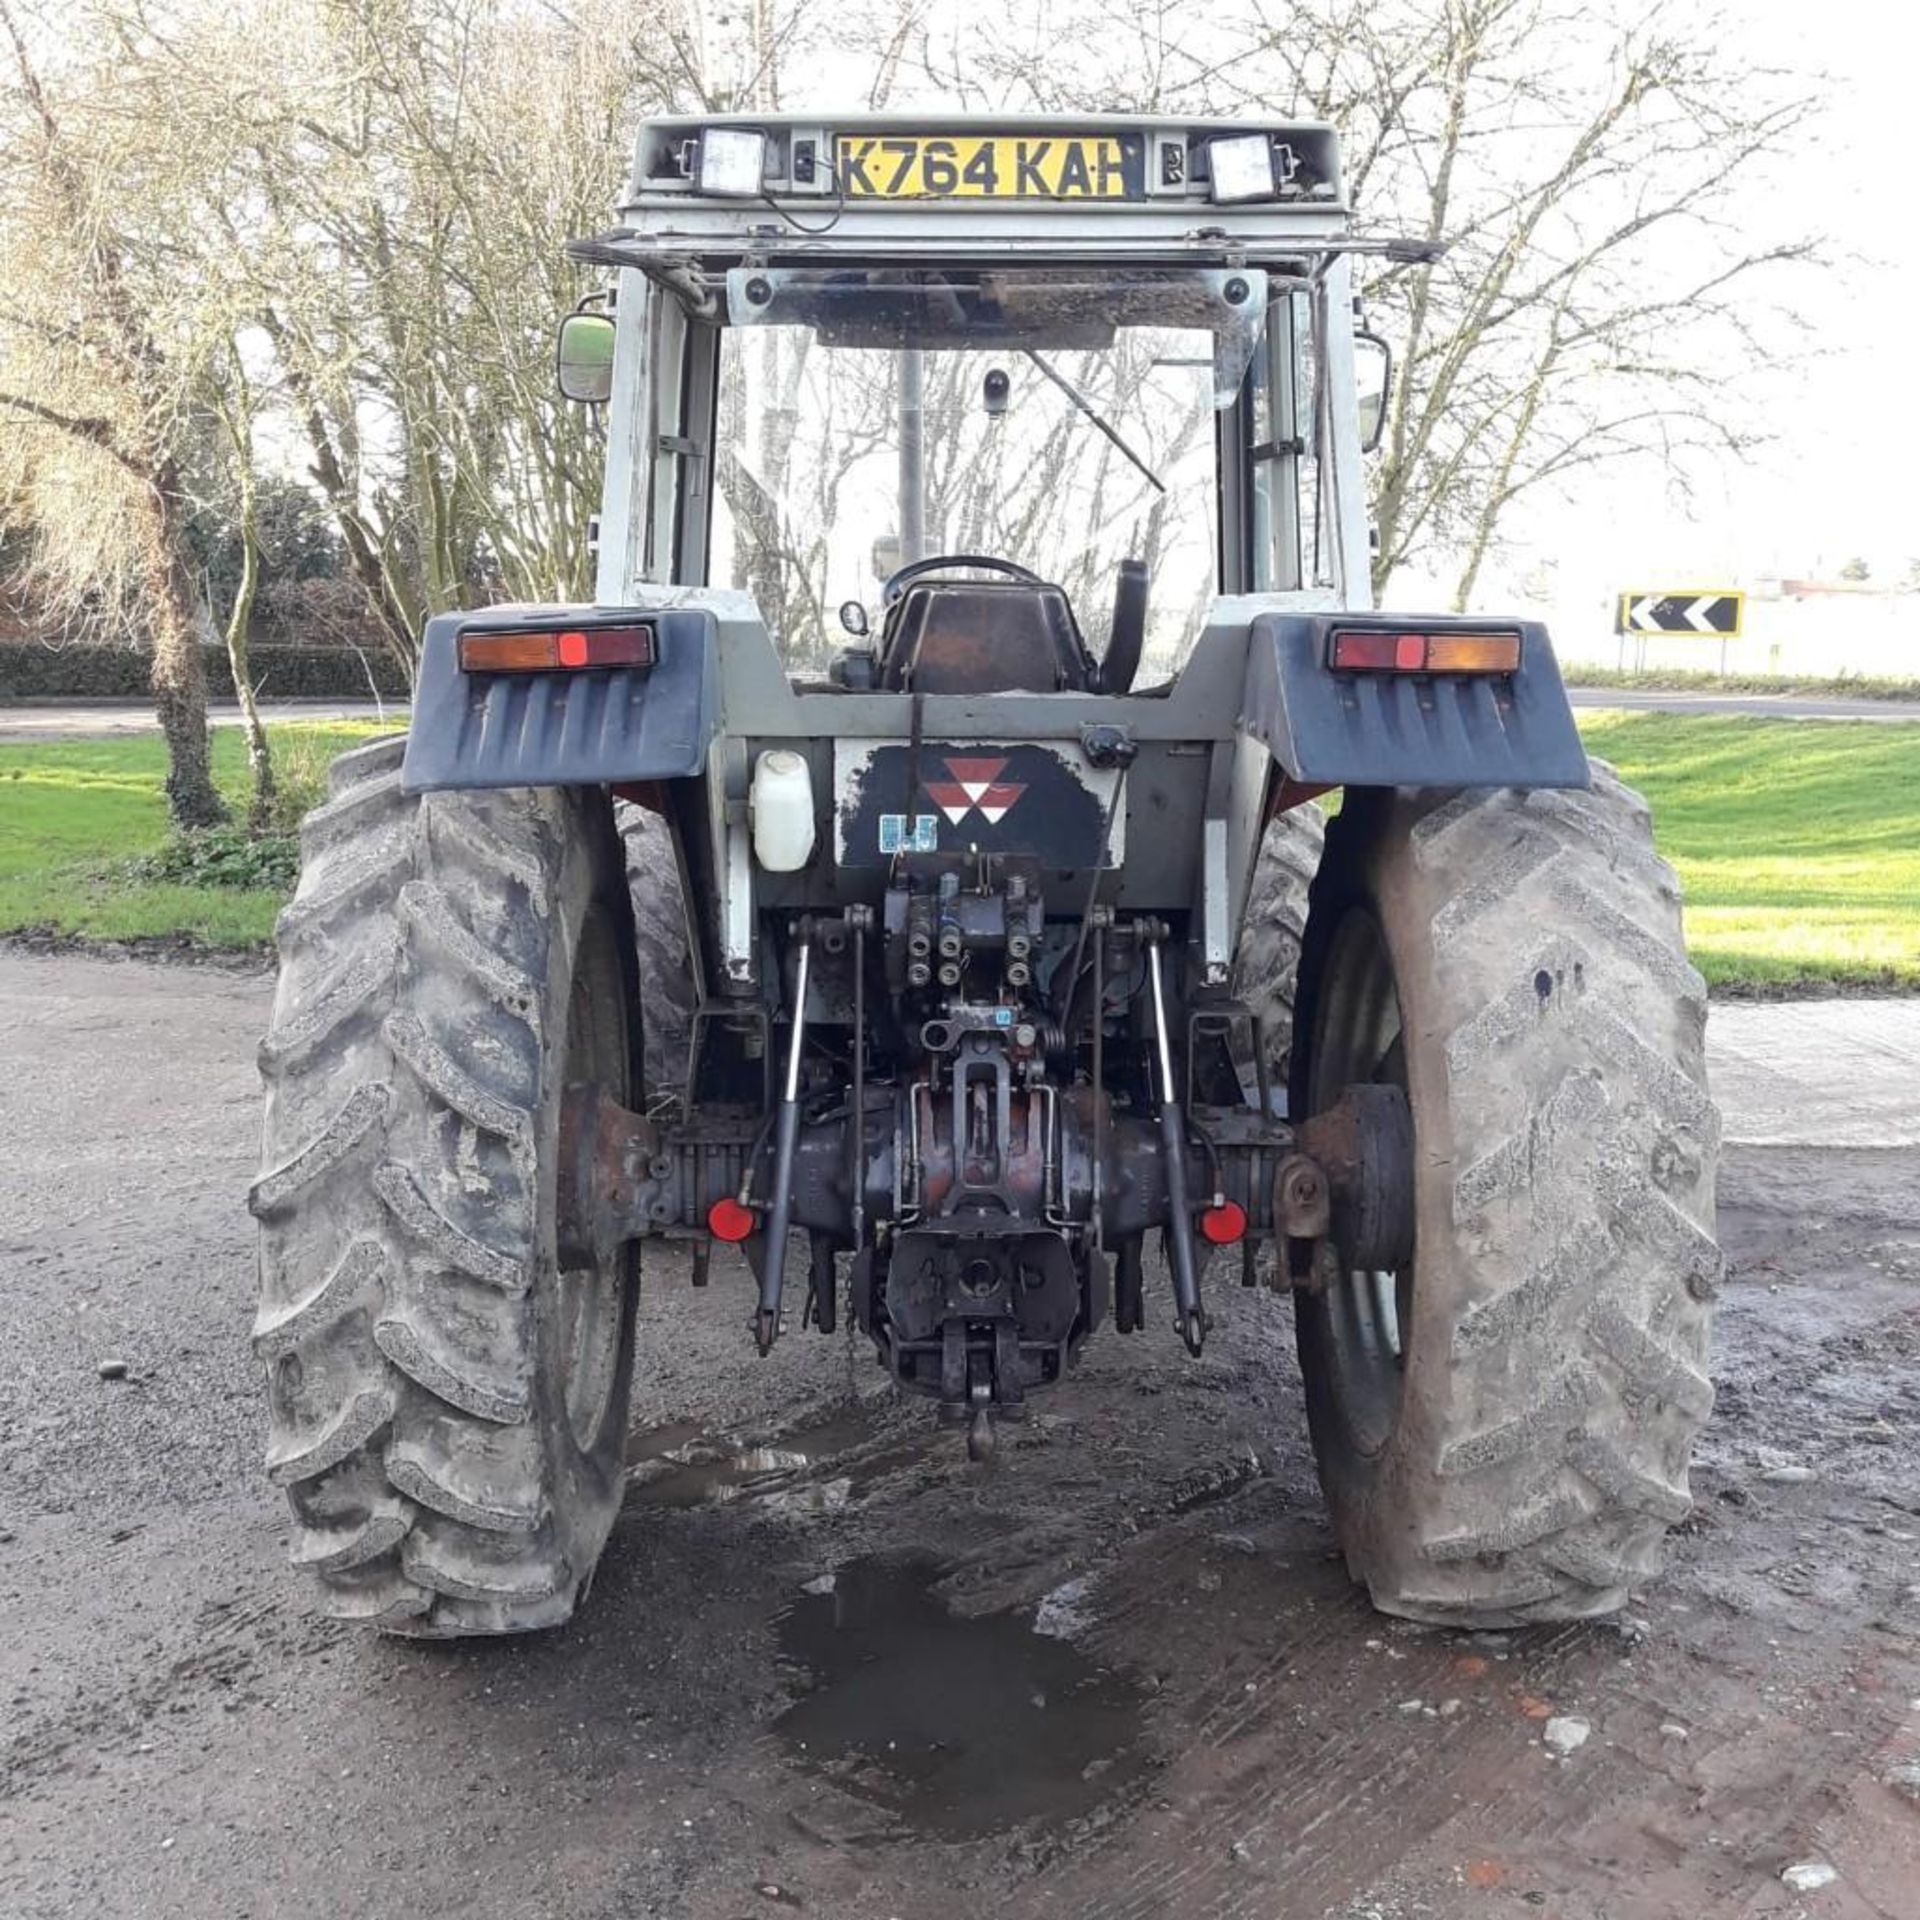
(886, 0, 1817, 604)
(212, 0, 687, 668)
(1338, 1, 1817, 603)
(0, 0, 227, 827)
(208, 351, 276, 833)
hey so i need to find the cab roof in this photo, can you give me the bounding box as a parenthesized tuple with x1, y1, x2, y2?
(569, 113, 1354, 279)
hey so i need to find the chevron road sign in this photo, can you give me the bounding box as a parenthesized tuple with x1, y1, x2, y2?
(1615, 590, 1744, 637)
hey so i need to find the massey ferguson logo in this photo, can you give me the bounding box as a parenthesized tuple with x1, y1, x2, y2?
(923, 756, 1027, 827)
(842, 742, 1113, 869)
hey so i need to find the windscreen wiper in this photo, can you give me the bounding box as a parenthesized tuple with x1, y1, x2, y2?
(1021, 350, 1166, 496)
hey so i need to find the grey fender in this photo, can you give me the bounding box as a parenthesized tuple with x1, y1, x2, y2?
(401, 605, 719, 794)
(1239, 613, 1590, 791)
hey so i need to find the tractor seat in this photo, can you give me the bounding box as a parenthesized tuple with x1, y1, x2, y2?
(876, 579, 1098, 694)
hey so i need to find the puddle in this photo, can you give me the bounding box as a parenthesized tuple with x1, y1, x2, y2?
(774, 1554, 1149, 1841)
(624, 1420, 707, 1466)
(624, 1405, 910, 1510)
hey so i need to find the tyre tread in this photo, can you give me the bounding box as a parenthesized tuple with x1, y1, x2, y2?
(1233, 805, 1327, 1089)
(255, 758, 633, 1633)
(1302, 769, 1719, 1627)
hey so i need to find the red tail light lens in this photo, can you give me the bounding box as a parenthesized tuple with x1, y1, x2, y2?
(458, 623, 656, 674)
(707, 1196, 757, 1244)
(1329, 629, 1521, 674)
(1327, 630, 1408, 670)
(1199, 1199, 1248, 1246)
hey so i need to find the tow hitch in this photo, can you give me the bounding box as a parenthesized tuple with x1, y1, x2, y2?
(558, 1069, 1417, 1446)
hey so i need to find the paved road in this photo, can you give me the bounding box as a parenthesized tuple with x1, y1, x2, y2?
(2, 951, 1917, 1920)
(1567, 687, 1920, 721)
(0, 701, 407, 743)
(1710, 999, 1920, 1148)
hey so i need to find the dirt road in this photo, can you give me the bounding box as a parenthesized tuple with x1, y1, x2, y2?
(2, 949, 1916, 1920)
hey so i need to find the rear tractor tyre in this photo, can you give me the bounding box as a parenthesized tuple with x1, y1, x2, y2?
(250, 737, 645, 1635)
(1234, 800, 1327, 1095)
(1289, 765, 1721, 1626)
(616, 801, 697, 1111)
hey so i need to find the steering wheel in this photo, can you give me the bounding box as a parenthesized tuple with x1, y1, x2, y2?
(881, 553, 1046, 608)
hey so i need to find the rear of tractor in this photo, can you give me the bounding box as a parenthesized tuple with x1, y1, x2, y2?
(251, 115, 1718, 1637)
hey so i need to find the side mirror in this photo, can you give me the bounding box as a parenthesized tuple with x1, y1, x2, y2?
(838, 599, 870, 637)
(982, 367, 1010, 416)
(556, 311, 616, 404)
(1354, 330, 1392, 454)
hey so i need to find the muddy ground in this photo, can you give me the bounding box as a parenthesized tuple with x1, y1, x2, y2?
(2, 948, 1917, 1920)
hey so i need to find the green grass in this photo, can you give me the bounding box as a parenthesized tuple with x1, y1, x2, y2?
(0, 725, 389, 949)
(0, 713, 1915, 990)
(1576, 712, 1920, 993)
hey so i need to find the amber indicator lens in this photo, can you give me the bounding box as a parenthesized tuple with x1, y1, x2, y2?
(1426, 632, 1522, 672)
(458, 624, 656, 674)
(1329, 629, 1521, 674)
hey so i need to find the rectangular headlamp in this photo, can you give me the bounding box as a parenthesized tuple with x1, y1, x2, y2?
(1329, 629, 1522, 674)
(697, 127, 768, 197)
(458, 623, 656, 675)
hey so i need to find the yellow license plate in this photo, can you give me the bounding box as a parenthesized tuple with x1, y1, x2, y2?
(838, 133, 1145, 201)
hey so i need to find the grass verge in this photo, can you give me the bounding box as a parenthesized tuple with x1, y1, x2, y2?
(1578, 712, 1920, 994)
(0, 713, 1915, 992)
(0, 724, 389, 950)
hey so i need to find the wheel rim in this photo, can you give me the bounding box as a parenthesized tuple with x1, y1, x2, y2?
(1307, 906, 1412, 1458)
(557, 904, 631, 1454)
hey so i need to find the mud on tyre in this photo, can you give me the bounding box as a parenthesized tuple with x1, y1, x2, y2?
(250, 737, 666, 1634)
(1289, 763, 1721, 1625)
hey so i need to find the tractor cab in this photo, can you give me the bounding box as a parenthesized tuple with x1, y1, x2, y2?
(552, 115, 1385, 682)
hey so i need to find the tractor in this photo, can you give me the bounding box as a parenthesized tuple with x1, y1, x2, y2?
(251, 114, 1719, 1636)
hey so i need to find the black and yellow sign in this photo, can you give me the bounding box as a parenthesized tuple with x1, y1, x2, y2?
(837, 133, 1146, 201)
(1615, 591, 1744, 637)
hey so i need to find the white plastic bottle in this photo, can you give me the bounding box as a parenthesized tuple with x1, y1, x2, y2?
(750, 749, 817, 872)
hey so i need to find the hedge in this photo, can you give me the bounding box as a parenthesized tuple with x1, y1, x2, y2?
(0, 642, 411, 702)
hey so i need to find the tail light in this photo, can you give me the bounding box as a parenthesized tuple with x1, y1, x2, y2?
(707, 1196, 757, 1243)
(1329, 629, 1521, 674)
(1199, 1198, 1248, 1245)
(458, 623, 656, 674)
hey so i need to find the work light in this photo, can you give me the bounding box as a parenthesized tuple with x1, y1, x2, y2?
(1207, 133, 1278, 203)
(697, 128, 768, 197)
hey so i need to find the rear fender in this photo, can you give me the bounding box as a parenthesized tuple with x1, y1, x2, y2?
(401, 605, 718, 794)
(1240, 612, 1589, 791)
